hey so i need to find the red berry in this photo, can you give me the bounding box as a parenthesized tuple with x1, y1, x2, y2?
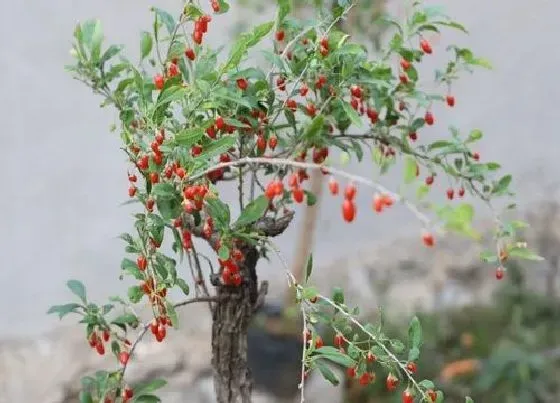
(402, 389, 414, 403)
(154, 74, 164, 90)
(137, 255, 147, 271)
(350, 85, 362, 99)
(211, 0, 220, 12)
(276, 76, 286, 91)
(299, 84, 309, 97)
(320, 37, 329, 50)
(425, 175, 434, 185)
(119, 351, 130, 365)
(342, 199, 356, 222)
(138, 155, 149, 170)
(366, 351, 376, 363)
(386, 373, 399, 391)
(146, 198, 155, 212)
(328, 177, 339, 195)
(103, 330, 110, 342)
(344, 183, 357, 201)
(151, 140, 161, 153)
(399, 73, 409, 84)
(237, 78, 248, 90)
(275, 30, 285, 41)
(406, 361, 417, 374)
(446, 188, 454, 200)
(268, 136, 278, 150)
(128, 186, 137, 197)
(286, 99, 297, 112)
(292, 188, 304, 203)
(185, 48, 196, 61)
(191, 144, 203, 157)
(156, 324, 166, 342)
(333, 333, 344, 348)
(216, 116, 225, 130)
(422, 231, 435, 247)
(175, 166, 186, 179)
(122, 386, 134, 399)
(496, 266, 505, 280)
(152, 152, 163, 166)
(150, 172, 159, 184)
(446, 95, 455, 107)
(256, 135, 266, 153)
(420, 38, 432, 54)
(428, 389, 437, 402)
(315, 335, 324, 349)
(425, 111, 434, 125)
(193, 30, 203, 45)
(350, 97, 359, 110)
(359, 372, 371, 386)
(168, 63, 178, 77)
(458, 187, 465, 197)
(472, 152, 480, 161)
(347, 367, 357, 378)
(400, 58, 411, 70)
(128, 173, 137, 182)
(305, 103, 316, 117)
(272, 180, 284, 196)
(95, 341, 105, 355)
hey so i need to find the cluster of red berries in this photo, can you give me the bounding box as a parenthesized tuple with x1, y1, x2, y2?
(182, 183, 209, 213)
(150, 315, 172, 342)
(219, 257, 242, 286)
(193, 14, 212, 45)
(88, 328, 111, 355)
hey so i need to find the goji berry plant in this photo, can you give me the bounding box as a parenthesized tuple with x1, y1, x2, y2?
(49, 0, 543, 402)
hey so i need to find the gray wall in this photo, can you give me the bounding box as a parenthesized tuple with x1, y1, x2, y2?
(1, 0, 558, 338)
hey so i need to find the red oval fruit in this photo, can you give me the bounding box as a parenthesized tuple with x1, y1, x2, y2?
(119, 351, 130, 365)
(446, 95, 455, 107)
(185, 48, 196, 61)
(347, 366, 357, 378)
(299, 84, 309, 97)
(359, 372, 371, 386)
(315, 335, 324, 349)
(292, 188, 304, 203)
(496, 266, 505, 280)
(422, 231, 435, 247)
(286, 99, 297, 112)
(373, 193, 384, 213)
(211, 0, 220, 12)
(256, 135, 266, 153)
(137, 255, 147, 271)
(350, 85, 362, 99)
(128, 186, 137, 197)
(458, 187, 465, 197)
(328, 177, 339, 195)
(402, 389, 414, 403)
(138, 155, 149, 170)
(342, 199, 356, 222)
(420, 38, 433, 54)
(409, 132, 418, 141)
(425, 111, 434, 125)
(154, 74, 164, 90)
(428, 389, 437, 402)
(400, 58, 411, 70)
(472, 152, 480, 161)
(150, 172, 159, 184)
(333, 333, 344, 348)
(193, 30, 203, 45)
(344, 183, 357, 201)
(268, 136, 278, 150)
(215, 116, 225, 131)
(95, 341, 105, 355)
(366, 351, 376, 363)
(146, 198, 155, 212)
(399, 73, 409, 84)
(386, 373, 399, 391)
(236, 78, 248, 90)
(305, 103, 316, 117)
(446, 188, 454, 200)
(406, 361, 417, 374)
(128, 173, 137, 182)
(425, 175, 434, 185)
(275, 30, 285, 41)
(122, 386, 134, 399)
(191, 144, 203, 157)
(103, 330, 110, 342)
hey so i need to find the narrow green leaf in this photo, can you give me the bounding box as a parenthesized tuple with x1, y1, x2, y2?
(304, 190, 317, 206)
(166, 301, 178, 328)
(47, 303, 82, 319)
(235, 195, 268, 227)
(332, 287, 344, 305)
(507, 247, 544, 261)
(340, 101, 363, 127)
(90, 20, 103, 63)
(492, 175, 512, 195)
(403, 156, 417, 184)
(135, 395, 161, 403)
(467, 129, 483, 143)
(305, 254, 313, 282)
(205, 197, 231, 230)
(112, 313, 139, 327)
(151, 183, 178, 199)
(67, 280, 87, 303)
(316, 361, 340, 386)
(79, 391, 94, 403)
(196, 135, 237, 161)
(152, 8, 176, 34)
(128, 286, 143, 303)
(465, 397, 474, 403)
(133, 379, 168, 395)
(140, 32, 153, 60)
(174, 127, 204, 147)
(176, 278, 190, 296)
(480, 251, 498, 263)
(218, 245, 231, 260)
(314, 346, 355, 367)
(303, 115, 325, 140)
(183, 4, 204, 20)
(121, 258, 144, 280)
(408, 316, 422, 349)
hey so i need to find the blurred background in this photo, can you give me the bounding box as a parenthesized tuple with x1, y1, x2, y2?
(1, 0, 559, 402)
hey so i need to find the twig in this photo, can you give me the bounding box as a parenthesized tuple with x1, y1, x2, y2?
(189, 157, 432, 227)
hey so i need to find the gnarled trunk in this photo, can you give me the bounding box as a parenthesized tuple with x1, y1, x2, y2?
(211, 247, 259, 403)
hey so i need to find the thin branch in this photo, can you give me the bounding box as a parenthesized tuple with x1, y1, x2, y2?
(189, 156, 432, 227)
(174, 296, 218, 308)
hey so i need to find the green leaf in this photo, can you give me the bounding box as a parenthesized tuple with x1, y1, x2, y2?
(152, 183, 178, 199)
(332, 287, 344, 305)
(465, 397, 474, 403)
(403, 156, 417, 184)
(390, 339, 406, 353)
(100, 45, 122, 65)
(140, 32, 153, 60)
(121, 258, 145, 280)
(467, 129, 483, 143)
(316, 360, 340, 386)
(428, 140, 452, 150)
(417, 184, 430, 200)
(176, 278, 190, 296)
(212, 89, 252, 109)
(507, 247, 544, 261)
(128, 286, 143, 303)
(277, 0, 291, 24)
(215, 0, 230, 14)
(155, 86, 187, 107)
(408, 316, 422, 349)
(112, 313, 139, 327)
(304, 190, 317, 206)
(314, 346, 355, 367)
(218, 245, 231, 260)
(89, 20, 103, 63)
(492, 175, 512, 195)
(134, 379, 168, 395)
(305, 254, 313, 282)
(340, 101, 363, 127)
(302, 286, 318, 300)
(134, 395, 161, 403)
(79, 390, 94, 403)
(153, 7, 176, 34)
(221, 21, 274, 73)
(166, 301, 178, 328)
(408, 346, 420, 361)
(196, 135, 237, 161)
(205, 197, 231, 230)
(434, 20, 468, 33)
(480, 251, 498, 263)
(174, 127, 204, 147)
(47, 303, 82, 319)
(183, 4, 204, 20)
(235, 195, 268, 227)
(303, 115, 325, 140)
(67, 280, 87, 303)
(419, 379, 435, 389)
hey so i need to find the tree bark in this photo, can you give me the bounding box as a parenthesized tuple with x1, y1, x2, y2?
(211, 246, 259, 403)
